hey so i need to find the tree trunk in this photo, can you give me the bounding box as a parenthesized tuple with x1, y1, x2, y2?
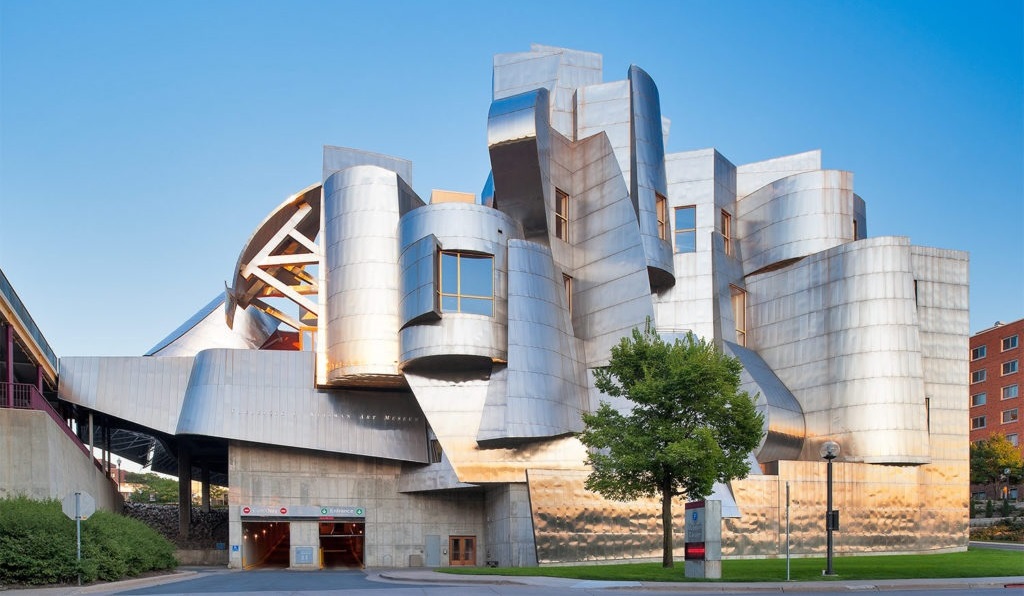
(662, 482, 673, 568)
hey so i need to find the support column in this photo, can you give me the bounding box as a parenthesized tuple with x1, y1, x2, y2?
(5, 323, 13, 407)
(104, 422, 112, 473)
(36, 365, 44, 394)
(178, 443, 192, 539)
(89, 412, 95, 457)
(201, 465, 211, 513)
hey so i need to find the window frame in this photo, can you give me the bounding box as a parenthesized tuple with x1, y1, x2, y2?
(1002, 359, 1019, 376)
(437, 250, 495, 316)
(1003, 384, 1019, 400)
(1008, 433, 1020, 447)
(555, 188, 569, 242)
(721, 209, 733, 256)
(1002, 408, 1019, 424)
(562, 273, 573, 317)
(971, 345, 987, 360)
(1002, 335, 1019, 351)
(971, 415, 987, 430)
(674, 205, 696, 253)
(655, 193, 668, 241)
(971, 392, 987, 407)
(730, 285, 747, 347)
(972, 369, 987, 384)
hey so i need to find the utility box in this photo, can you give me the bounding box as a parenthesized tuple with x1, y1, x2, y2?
(684, 500, 722, 579)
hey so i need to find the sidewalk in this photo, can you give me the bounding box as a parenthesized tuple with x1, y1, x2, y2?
(375, 568, 1024, 592)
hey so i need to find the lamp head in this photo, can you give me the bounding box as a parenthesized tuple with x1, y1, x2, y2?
(819, 441, 840, 460)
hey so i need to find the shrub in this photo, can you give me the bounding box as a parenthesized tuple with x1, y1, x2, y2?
(985, 499, 994, 517)
(0, 496, 176, 586)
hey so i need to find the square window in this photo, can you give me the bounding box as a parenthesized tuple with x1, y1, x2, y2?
(1003, 335, 1019, 351)
(1003, 360, 1019, 375)
(972, 369, 986, 384)
(1002, 408, 1019, 424)
(971, 415, 986, 429)
(674, 206, 696, 253)
(972, 345, 987, 360)
(971, 392, 987, 407)
(1003, 384, 1019, 400)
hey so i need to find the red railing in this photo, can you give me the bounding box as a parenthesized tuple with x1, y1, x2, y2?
(2, 382, 105, 472)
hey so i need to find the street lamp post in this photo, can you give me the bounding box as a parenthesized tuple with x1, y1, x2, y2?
(819, 441, 840, 576)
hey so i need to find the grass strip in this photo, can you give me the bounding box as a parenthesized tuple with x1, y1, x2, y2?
(440, 548, 1024, 582)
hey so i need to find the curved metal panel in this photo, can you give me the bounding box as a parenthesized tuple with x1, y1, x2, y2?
(398, 203, 520, 367)
(736, 170, 856, 275)
(476, 240, 588, 444)
(487, 88, 552, 240)
(322, 165, 409, 386)
(745, 237, 930, 464)
(147, 294, 278, 357)
(177, 350, 427, 462)
(628, 65, 674, 289)
(398, 234, 440, 327)
(723, 341, 805, 463)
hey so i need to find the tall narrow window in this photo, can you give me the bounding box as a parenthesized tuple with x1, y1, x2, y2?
(721, 210, 733, 256)
(655, 193, 668, 240)
(730, 285, 747, 347)
(555, 188, 569, 241)
(562, 273, 573, 316)
(439, 251, 494, 316)
(924, 397, 931, 433)
(852, 218, 858, 240)
(674, 206, 696, 253)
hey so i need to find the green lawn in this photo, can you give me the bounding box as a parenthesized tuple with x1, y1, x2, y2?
(440, 548, 1024, 582)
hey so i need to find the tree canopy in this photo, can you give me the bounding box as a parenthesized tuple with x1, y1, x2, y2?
(579, 323, 764, 567)
(970, 434, 1024, 499)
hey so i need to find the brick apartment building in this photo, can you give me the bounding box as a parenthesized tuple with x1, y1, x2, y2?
(969, 317, 1023, 499)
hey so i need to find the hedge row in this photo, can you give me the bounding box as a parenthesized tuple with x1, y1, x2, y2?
(0, 496, 176, 586)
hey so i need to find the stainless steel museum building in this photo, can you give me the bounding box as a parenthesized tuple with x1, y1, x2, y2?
(57, 45, 970, 569)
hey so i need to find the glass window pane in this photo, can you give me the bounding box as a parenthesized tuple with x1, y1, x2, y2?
(441, 295, 458, 312)
(676, 230, 696, 253)
(440, 253, 458, 293)
(676, 206, 695, 229)
(459, 255, 492, 297)
(460, 298, 493, 316)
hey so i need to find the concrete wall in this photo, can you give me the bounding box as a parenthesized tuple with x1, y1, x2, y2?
(484, 483, 537, 567)
(0, 409, 122, 512)
(228, 442, 486, 569)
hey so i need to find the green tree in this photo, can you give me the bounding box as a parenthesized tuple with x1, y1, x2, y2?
(124, 472, 179, 503)
(970, 434, 1024, 500)
(579, 323, 765, 568)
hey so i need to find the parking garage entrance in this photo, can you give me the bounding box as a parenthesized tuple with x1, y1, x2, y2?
(319, 521, 365, 568)
(241, 521, 290, 568)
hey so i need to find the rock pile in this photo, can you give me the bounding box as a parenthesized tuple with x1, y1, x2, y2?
(123, 502, 229, 548)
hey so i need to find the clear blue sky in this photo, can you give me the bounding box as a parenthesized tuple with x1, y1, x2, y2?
(2, 0, 1021, 357)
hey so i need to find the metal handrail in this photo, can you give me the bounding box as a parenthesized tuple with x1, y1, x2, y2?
(1, 382, 105, 472)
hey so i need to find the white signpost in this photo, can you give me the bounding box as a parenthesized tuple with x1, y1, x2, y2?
(683, 499, 722, 579)
(62, 491, 95, 585)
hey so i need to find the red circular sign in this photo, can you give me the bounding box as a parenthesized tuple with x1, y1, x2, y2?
(242, 507, 251, 514)
(280, 507, 287, 515)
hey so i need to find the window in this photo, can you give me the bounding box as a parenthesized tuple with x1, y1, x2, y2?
(972, 369, 986, 384)
(972, 392, 987, 407)
(655, 193, 668, 240)
(562, 273, 573, 316)
(1008, 433, 1020, 447)
(555, 188, 569, 241)
(721, 210, 733, 256)
(971, 416, 986, 429)
(1003, 360, 1019, 375)
(438, 251, 494, 316)
(1003, 384, 1019, 400)
(852, 218, 858, 240)
(428, 439, 443, 464)
(674, 206, 696, 253)
(1003, 335, 1019, 351)
(731, 285, 747, 347)
(972, 345, 987, 360)
(1002, 408, 1019, 424)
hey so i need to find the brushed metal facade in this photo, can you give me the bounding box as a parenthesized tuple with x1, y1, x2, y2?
(147, 294, 278, 357)
(53, 44, 970, 568)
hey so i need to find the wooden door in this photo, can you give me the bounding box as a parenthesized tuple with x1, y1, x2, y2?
(448, 535, 475, 566)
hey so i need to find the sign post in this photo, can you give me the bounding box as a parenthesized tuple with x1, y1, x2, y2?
(683, 500, 722, 579)
(62, 491, 95, 586)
